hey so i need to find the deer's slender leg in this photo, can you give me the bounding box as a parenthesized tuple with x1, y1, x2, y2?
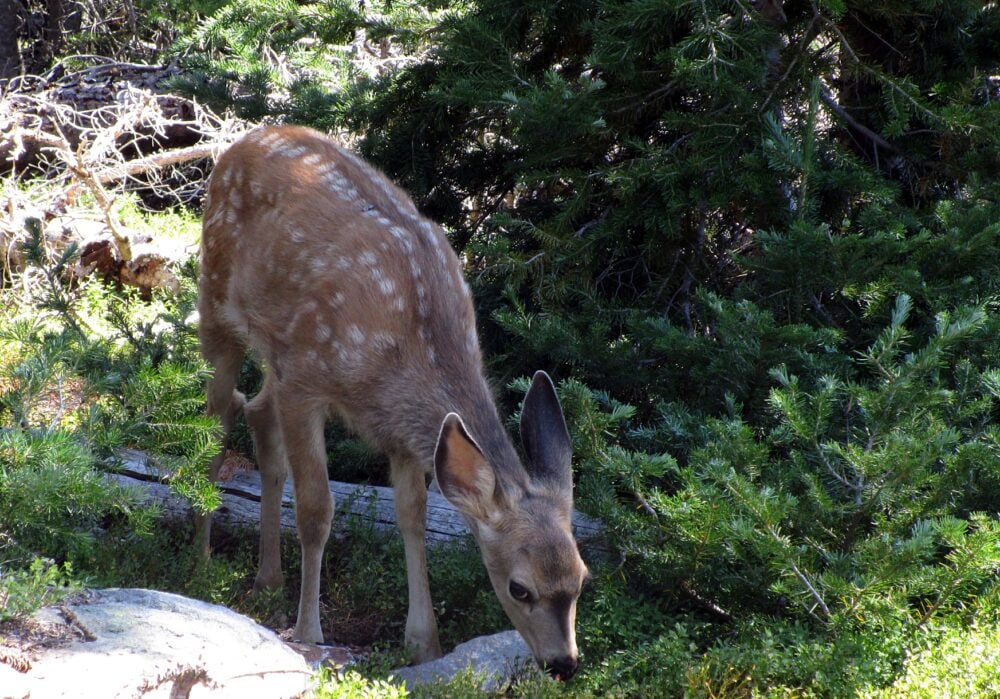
(391, 457, 442, 662)
(277, 391, 332, 643)
(245, 376, 288, 591)
(196, 326, 245, 559)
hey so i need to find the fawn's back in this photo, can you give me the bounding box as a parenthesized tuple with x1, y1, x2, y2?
(199, 126, 485, 455)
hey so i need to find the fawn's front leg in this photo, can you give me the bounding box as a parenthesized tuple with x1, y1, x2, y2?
(391, 457, 442, 662)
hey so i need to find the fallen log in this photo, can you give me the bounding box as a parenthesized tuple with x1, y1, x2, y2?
(107, 449, 606, 554)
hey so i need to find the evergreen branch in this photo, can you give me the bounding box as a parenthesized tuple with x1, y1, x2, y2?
(819, 85, 898, 156)
(813, 439, 856, 494)
(679, 580, 734, 623)
(812, 3, 941, 127)
(788, 558, 831, 622)
(45, 375, 66, 435)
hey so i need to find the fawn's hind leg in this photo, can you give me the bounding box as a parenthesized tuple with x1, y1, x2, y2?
(245, 374, 289, 591)
(196, 326, 246, 559)
(273, 387, 333, 643)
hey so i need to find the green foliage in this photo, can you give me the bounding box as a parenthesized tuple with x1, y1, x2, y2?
(316, 2, 1000, 690)
(0, 558, 77, 622)
(0, 203, 220, 603)
(860, 618, 1000, 699)
(6, 0, 1000, 695)
(171, 0, 449, 126)
(312, 669, 410, 699)
(0, 427, 152, 562)
(546, 297, 1000, 693)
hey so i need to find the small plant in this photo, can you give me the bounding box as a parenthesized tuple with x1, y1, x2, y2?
(311, 668, 410, 699)
(0, 557, 77, 622)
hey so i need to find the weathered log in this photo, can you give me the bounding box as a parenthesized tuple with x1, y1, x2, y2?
(108, 449, 606, 554)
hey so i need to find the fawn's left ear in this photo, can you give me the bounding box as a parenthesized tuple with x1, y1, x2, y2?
(434, 413, 500, 522)
(519, 371, 573, 493)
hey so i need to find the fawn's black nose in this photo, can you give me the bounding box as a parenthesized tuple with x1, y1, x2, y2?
(545, 655, 579, 681)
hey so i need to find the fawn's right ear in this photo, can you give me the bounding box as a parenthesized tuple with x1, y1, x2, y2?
(519, 371, 573, 493)
(434, 413, 499, 523)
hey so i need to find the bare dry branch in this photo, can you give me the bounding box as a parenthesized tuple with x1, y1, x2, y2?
(1, 57, 248, 289)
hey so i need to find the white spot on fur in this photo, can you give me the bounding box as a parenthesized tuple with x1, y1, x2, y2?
(290, 226, 307, 243)
(303, 153, 323, 166)
(336, 343, 357, 366)
(335, 258, 351, 270)
(266, 137, 289, 156)
(389, 226, 414, 253)
(205, 206, 225, 228)
(330, 292, 346, 307)
(256, 130, 282, 147)
(358, 251, 377, 266)
(225, 208, 238, 225)
(416, 285, 428, 317)
(282, 144, 309, 158)
(320, 165, 361, 202)
(373, 331, 395, 351)
(348, 325, 365, 344)
(392, 296, 406, 312)
(377, 276, 396, 295)
(316, 324, 331, 342)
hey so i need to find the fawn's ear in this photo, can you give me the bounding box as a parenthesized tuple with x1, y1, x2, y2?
(434, 413, 499, 522)
(519, 371, 573, 495)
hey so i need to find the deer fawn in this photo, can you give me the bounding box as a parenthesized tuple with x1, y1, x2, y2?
(197, 126, 587, 679)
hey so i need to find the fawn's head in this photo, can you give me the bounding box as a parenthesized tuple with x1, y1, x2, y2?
(434, 371, 587, 680)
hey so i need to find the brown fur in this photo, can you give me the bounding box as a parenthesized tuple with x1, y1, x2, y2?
(197, 126, 587, 675)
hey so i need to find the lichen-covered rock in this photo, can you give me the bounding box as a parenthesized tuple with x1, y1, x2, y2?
(1, 588, 310, 698)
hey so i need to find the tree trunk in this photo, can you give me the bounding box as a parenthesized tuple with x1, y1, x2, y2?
(0, 0, 22, 79)
(43, 0, 65, 63)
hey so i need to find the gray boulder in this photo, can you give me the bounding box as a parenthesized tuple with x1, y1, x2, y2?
(1, 588, 310, 699)
(390, 630, 540, 692)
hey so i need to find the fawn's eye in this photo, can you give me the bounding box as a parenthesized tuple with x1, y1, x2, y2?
(509, 581, 532, 602)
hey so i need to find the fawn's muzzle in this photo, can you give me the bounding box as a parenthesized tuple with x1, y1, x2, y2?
(544, 655, 579, 681)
